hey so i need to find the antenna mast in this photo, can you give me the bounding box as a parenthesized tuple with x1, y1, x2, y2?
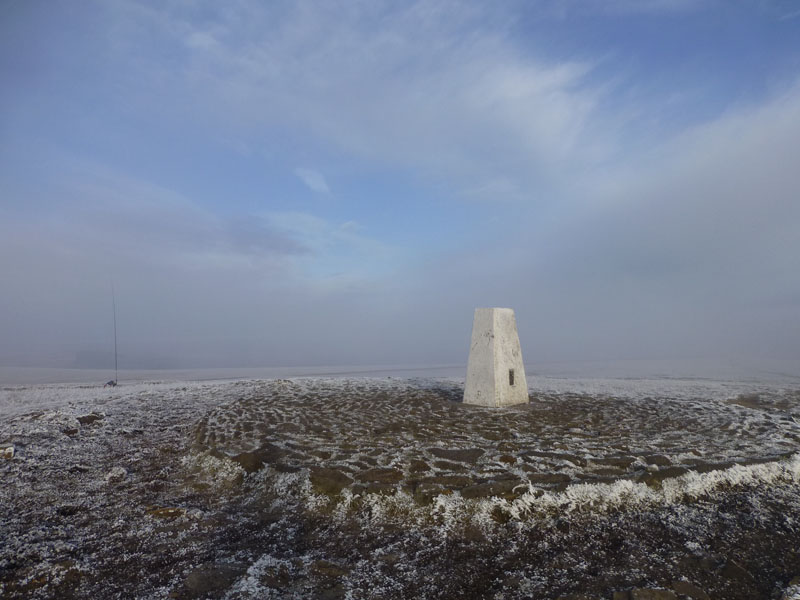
(112, 283, 118, 384)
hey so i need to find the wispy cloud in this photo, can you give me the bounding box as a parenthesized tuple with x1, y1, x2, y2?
(2, 0, 800, 367)
(0, 158, 393, 367)
(265, 211, 396, 289)
(293, 168, 330, 194)
(0, 159, 309, 280)
(103, 1, 603, 202)
(779, 7, 800, 21)
(592, 0, 711, 15)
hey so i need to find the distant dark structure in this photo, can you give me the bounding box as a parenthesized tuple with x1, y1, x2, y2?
(106, 283, 119, 388)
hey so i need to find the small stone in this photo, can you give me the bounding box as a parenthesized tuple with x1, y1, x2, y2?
(671, 580, 710, 600)
(56, 504, 82, 516)
(2, 446, 14, 460)
(77, 413, 103, 425)
(146, 506, 187, 519)
(105, 466, 127, 483)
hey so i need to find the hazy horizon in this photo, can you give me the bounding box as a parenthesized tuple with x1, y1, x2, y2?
(2, 1, 800, 370)
(3, 356, 800, 388)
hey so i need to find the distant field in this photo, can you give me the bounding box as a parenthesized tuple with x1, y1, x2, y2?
(2, 357, 799, 386)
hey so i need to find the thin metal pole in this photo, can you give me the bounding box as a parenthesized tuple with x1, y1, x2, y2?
(112, 283, 118, 384)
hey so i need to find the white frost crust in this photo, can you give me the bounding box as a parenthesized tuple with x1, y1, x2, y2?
(783, 583, 800, 600)
(182, 452, 244, 488)
(513, 453, 800, 517)
(272, 454, 800, 532)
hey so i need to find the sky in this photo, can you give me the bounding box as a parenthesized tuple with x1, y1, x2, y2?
(1, 0, 799, 370)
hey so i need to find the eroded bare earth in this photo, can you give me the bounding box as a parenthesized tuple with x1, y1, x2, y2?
(1, 377, 800, 599)
(193, 379, 800, 500)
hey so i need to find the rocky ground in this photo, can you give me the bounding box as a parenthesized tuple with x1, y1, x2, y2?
(1, 376, 799, 599)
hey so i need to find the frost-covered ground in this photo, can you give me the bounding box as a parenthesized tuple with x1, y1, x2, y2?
(1, 371, 800, 599)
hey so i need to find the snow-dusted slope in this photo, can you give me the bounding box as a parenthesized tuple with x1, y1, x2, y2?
(1, 376, 799, 599)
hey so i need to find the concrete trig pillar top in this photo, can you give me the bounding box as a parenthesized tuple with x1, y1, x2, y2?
(463, 307, 529, 407)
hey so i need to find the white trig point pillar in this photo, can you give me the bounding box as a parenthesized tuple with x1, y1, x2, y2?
(463, 308, 529, 407)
